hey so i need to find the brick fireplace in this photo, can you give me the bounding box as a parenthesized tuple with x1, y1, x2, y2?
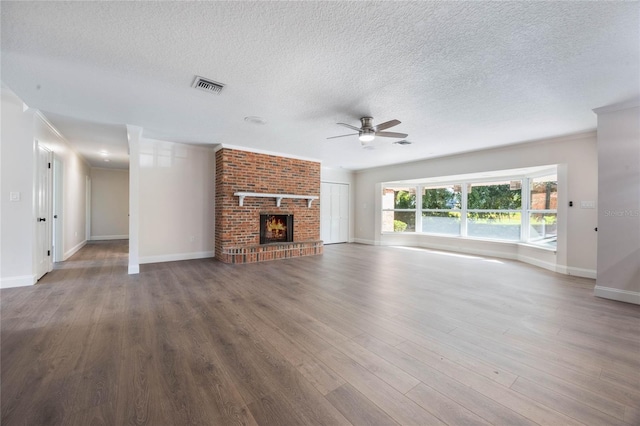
(214, 148, 322, 263)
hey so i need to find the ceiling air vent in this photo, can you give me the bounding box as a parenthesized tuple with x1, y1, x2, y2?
(192, 76, 224, 94)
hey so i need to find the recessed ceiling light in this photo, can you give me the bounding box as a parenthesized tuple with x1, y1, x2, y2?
(104, 159, 110, 162)
(99, 150, 109, 156)
(244, 116, 267, 125)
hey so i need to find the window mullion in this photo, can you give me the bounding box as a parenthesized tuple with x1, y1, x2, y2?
(416, 185, 423, 233)
(521, 178, 530, 242)
(461, 181, 468, 237)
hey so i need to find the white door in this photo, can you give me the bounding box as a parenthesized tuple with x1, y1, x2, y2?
(52, 157, 63, 262)
(338, 183, 349, 242)
(320, 182, 349, 244)
(35, 144, 53, 280)
(321, 182, 332, 243)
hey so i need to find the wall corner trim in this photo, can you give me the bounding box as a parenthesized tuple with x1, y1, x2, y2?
(128, 264, 140, 274)
(594, 286, 640, 305)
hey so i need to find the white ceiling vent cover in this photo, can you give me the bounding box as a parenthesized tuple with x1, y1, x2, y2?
(192, 76, 224, 94)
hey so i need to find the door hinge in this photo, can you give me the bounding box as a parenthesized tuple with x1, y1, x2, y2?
(47, 250, 51, 256)
(48, 162, 51, 169)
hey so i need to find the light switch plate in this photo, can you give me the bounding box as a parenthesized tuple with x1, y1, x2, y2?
(9, 192, 20, 202)
(581, 201, 596, 209)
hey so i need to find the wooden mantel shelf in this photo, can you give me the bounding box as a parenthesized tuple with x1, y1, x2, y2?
(233, 192, 319, 208)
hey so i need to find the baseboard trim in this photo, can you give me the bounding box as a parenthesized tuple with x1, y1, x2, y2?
(415, 240, 518, 261)
(354, 238, 377, 245)
(594, 286, 640, 305)
(0, 274, 36, 289)
(139, 251, 215, 265)
(91, 235, 129, 241)
(556, 265, 597, 279)
(64, 240, 87, 260)
(517, 254, 557, 273)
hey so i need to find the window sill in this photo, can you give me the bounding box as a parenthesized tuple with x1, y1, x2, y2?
(381, 232, 557, 253)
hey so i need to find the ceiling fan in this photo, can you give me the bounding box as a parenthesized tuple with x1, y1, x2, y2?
(328, 117, 408, 145)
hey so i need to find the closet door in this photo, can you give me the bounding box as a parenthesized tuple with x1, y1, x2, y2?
(320, 182, 349, 244)
(338, 183, 349, 243)
(320, 182, 332, 243)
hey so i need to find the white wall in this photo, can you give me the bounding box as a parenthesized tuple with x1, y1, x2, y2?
(354, 132, 598, 277)
(34, 114, 91, 260)
(1, 85, 91, 288)
(1, 85, 36, 287)
(594, 101, 640, 304)
(137, 138, 215, 264)
(321, 166, 355, 242)
(91, 168, 129, 240)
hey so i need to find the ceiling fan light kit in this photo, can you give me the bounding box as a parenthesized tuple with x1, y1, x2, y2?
(328, 116, 408, 147)
(359, 131, 375, 143)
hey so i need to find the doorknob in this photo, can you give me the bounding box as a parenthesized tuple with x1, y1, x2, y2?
(38, 217, 46, 222)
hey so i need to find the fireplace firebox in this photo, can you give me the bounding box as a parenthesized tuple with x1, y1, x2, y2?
(260, 214, 294, 244)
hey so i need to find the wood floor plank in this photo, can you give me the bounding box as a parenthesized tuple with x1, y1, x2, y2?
(316, 346, 446, 425)
(180, 275, 352, 425)
(378, 306, 638, 417)
(511, 377, 630, 426)
(396, 341, 585, 426)
(354, 332, 518, 388)
(3, 241, 640, 425)
(296, 355, 346, 396)
(625, 405, 640, 424)
(445, 327, 632, 417)
(332, 338, 420, 394)
(352, 333, 537, 426)
(407, 383, 493, 426)
(326, 383, 400, 426)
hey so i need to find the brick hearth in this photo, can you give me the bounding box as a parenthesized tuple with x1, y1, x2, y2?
(214, 148, 322, 263)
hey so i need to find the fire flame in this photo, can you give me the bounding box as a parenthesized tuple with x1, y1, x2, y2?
(265, 217, 287, 239)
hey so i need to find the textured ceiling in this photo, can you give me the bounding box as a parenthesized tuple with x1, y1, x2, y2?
(1, 1, 638, 170)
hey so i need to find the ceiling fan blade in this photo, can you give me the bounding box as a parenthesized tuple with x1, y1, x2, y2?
(373, 119, 401, 131)
(375, 131, 408, 138)
(327, 133, 359, 140)
(337, 123, 362, 132)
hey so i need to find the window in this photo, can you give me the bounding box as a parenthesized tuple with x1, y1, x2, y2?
(382, 187, 416, 232)
(381, 168, 558, 247)
(467, 180, 522, 241)
(528, 174, 557, 248)
(421, 184, 461, 235)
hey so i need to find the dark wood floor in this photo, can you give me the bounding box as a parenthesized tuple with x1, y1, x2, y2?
(2, 241, 639, 425)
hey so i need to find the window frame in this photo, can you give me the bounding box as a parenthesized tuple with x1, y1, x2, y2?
(381, 186, 418, 233)
(465, 179, 523, 242)
(419, 184, 462, 236)
(381, 168, 558, 247)
(526, 173, 558, 247)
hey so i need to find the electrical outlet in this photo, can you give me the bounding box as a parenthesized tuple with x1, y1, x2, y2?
(9, 192, 20, 202)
